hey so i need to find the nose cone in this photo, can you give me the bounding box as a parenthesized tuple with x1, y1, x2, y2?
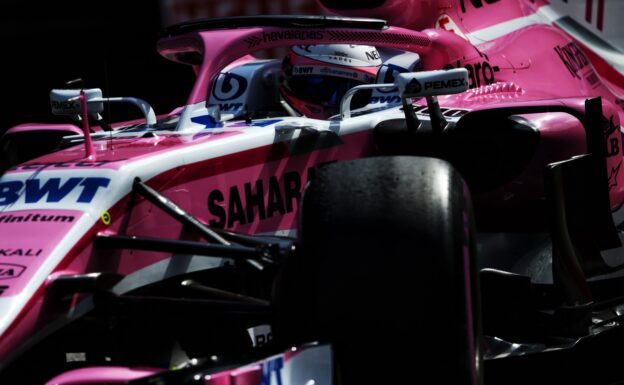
(0, 209, 87, 363)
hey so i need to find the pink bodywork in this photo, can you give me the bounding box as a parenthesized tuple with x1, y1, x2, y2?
(1, 0, 624, 383)
(0, 210, 83, 297)
(44, 366, 164, 385)
(4, 123, 84, 136)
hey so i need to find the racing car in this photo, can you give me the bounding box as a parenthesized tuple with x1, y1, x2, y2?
(1, 0, 624, 384)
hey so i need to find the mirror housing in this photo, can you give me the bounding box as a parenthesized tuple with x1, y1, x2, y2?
(339, 69, 470, 120)
(50, 88, 104, 116)
(395, 68, 469, 98)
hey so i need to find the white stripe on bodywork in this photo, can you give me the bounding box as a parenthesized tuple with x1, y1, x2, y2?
(465, 5, 624, 75)
(466, 6, 558, 45)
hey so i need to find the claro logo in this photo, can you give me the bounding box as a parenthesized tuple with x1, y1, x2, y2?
(0, 177, 110, 206)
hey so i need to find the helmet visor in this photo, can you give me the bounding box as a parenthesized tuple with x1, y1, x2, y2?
(286, 75, 371, 110)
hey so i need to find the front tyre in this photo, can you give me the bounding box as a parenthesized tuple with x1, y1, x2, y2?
(276, 156, 481, 384)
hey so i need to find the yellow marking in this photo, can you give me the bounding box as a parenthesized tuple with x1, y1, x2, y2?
(101, 211, 111, 225)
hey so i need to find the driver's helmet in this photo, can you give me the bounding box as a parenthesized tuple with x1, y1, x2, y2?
(280, 44, 382, 119)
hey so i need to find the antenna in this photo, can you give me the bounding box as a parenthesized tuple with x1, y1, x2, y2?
(104, 62, 114, 150)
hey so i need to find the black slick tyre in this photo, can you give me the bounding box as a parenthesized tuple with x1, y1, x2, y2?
(275, 156, 481, 384)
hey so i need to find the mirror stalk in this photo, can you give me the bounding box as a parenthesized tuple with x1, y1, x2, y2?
(402, 98, 421, 132)
(426, 96, 447, 134)
(79, 90, 96, 161)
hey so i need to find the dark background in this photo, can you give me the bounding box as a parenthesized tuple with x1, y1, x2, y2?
(0, 0, 323, 137)
(0, 0, 195, 135)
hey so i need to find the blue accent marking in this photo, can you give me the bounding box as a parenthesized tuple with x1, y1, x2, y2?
(191, 116, 283, 129)
(77, 178, 111, 203)
(0, 181, 23, 205)
(0, 177, 111, 205)
(260, 356, 284, 385)
(191, 115, 223, 128)
(25, 177, 82, 203)
(228, 119, 283, 128)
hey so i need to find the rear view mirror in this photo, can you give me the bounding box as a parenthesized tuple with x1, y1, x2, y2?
(50, 88, 104, 115)
(395, 68, 469, 98)
(339, 68, 469, 120)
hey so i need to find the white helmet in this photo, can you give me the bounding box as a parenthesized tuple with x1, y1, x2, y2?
(281, 44, 382, 119)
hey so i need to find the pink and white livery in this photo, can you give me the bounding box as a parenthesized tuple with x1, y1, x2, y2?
(2, 0, 624, 384)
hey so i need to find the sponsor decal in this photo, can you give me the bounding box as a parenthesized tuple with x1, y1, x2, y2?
(254, 332, 273, 347)
(604, 115, 620, 157)
(604, 115, 618, 137)
(369, 96, 401, 104)
(0, 249, 43, 257)
(0, 263, 26, 280)
(424, 78, 468, 90)
(213, 73, 248, 101)
(327, 55, 354, 64)
(246, 31, 325, 48)
(101, 211, 111, 225)
(554, 42, 590, 79)
(292, 66, 372, 82)
(460, 0, 501, 13)
(406, 78, 422, 94)
(261, 30, 324, 43)
(9, 160, 117, 172)
(0, 177, 110, 206)
(244, 36, 262, 48)
(247, 324, 273, 348)
(586, 71, 601, 87)
(0, 213, 75, 223)
(293, 66, 314, 75)
(208, 171, 301, 229)
(219, 103, 244, 112)
(609, 160, 622, 191)
(443, 60, 500, 89)
(50, 100, 79, 111)
(207, 162, 334, 229)
(365, 50, 380, 61)
(319, 67, 359, 79)
(0, 286, 9, 296)
(293, 45, 380, 67)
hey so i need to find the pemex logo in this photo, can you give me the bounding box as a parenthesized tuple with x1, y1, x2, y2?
(406, 78, 422, 94)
